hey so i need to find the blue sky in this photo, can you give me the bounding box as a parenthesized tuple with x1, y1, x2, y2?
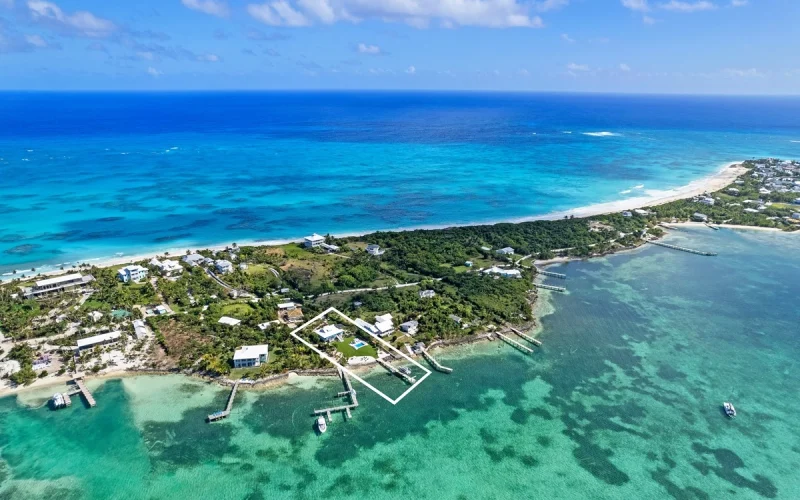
(0, 0, 797, 93)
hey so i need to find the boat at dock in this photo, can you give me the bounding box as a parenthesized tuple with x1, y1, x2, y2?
(317, 416, 327, 433)
(723, 402, 737, 418)
(398, 366, 412, 376)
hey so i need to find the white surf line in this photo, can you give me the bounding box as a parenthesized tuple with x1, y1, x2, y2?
(289, 307, 431, 406)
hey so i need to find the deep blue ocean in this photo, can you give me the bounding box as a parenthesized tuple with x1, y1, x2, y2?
(1, 92, 799, 275)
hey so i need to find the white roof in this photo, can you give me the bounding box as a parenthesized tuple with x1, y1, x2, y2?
(120, 265, 147, 272)
(218, 316, 241, 326)
(182, 253, 205, 262)
(76, 331, 121, 349)
(160, 260, 182, 271)
(315, 324, 344, 339)
(375, 321, 394, 334)
(277, 302, 297, 309)
(375, 313, 393, 323)
(233, 344, 269, 360)
(35, 273, 83, 288)
(215, 259, 232, 267)
(355, 318, 377, 334)
(305, 233, 325, 242)
(133, 320, 148, 338)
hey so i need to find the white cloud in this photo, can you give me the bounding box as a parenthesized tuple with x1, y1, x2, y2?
(725, 68, 763, 77)
(659, 1, 716, 12)
(181, 0, 229, 17)
(518, 68, 530, 76)
(561, 33, 575, 43)
(24, 33, 47, 47)
(247, 0, 544, 29)
(567, 62, 589, 71)
(26, 1, 116, 37)
(198, 53, 221, 62)
(147, 66, 162, 77)
(357, 43, 381, 54)
(643, 15, 656, 23)
(247, 1, 310, 27)
(405, 65, 416, 74)
(534, 0, 569, 12)
(730, 0, 747, 6)
(619, 63, 631, 71)
(621, 0, 649, 12)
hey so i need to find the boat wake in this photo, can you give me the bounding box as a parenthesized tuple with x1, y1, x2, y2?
(583, 131, 620, 137)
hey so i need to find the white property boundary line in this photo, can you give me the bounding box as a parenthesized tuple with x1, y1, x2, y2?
(289, 307, 432, 405)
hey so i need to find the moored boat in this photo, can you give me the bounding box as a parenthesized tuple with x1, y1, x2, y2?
(317, 416, 327, 433)
(723, 402, 737, 418)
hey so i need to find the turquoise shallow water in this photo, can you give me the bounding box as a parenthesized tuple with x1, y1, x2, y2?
(1, 228, 799, 499)
(2, 92, 800, 275)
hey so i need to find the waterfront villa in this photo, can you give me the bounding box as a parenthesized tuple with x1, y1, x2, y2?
(355, 318, 378, 335)
(182, 253, 207, 266)
(215, 260, 234, 274)
(374, 313, 394, 336)
(218, 316, 241, 326)
(366, 244, 386, 256)
(22, 273, 95, 299)
(133, 319, 148, 339)
(278, 302, 304, 324)
(483, 266, 522, 278)
(496, 247, 515, 256)
(76, 331, 121, 351)
(314, 324, 345, 343)
(621, 211, 632, 217)
(233, 345, 269, 368)
(419, 290, 436, 299)
(117, 265, 148, 283)
(149, 258, 183, 276)
(304, 233, 325, 248)
(692, 213, 709, 222)
(400, 320, 419, 335)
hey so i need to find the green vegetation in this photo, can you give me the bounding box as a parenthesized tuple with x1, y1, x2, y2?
(333, 336, 378, 359)
(7, 343, 37, 386)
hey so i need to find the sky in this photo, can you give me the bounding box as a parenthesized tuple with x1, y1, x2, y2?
(0, 0, 798, 93)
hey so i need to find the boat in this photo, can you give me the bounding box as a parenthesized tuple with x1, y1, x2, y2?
(317, 416, 327, 433)
(398, 367, 412, 376)
(723, 402, 737, 418)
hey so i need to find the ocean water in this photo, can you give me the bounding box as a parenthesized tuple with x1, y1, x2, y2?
(1, 228, 799, 499)
(2, 92, 800, 274)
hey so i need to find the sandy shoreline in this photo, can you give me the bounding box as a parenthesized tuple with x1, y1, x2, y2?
(7, 161, 747, 281)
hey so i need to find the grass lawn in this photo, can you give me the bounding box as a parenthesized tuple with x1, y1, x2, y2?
(334, 336, 377, 359)
(220, 302, 254, 317)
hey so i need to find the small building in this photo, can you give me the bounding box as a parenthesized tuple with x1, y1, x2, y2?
(76, 331, 121, 351)
(118, 265, 148, 283)
(794, 198, 800, 205)
(150, 258, 183, 276)
(399, 320, 419, 335)
(621, 211, 632, 217)
(355, 318, 378, 335)
(419, 290, 436, 299)
(792, 213, 800, 220)
(496, 247, 515, 256)
(218, 316, 241, 326)
(278, 303, 304, 323)
(215, 260, 234, 274)
(727, 188, 740, 195)
(365, 244, 386, 256)
(449, 314, 462, 325)
(759, 187, 772, 195)
(233, 344, 269, 368)
(133, 319, 148, 339)
(374, 313, 394, 336)
(697, 196, 715, 206)
(483, 266, 522, 278)
(182, 253, 206, 266)
(465, 261, 474, 267)
(304, 233, 325, 248)
(743, 208, 759, 213)
(154, 305, 169, 315)
(22, 273, 95, 299)
(480, 246, 492, 251)
(238, 263, 248, 270)
(634, 209, 649, 216)
(314, 324, 344, 343)
(88, 311, 103, 322)
(691, 213, 709, 222)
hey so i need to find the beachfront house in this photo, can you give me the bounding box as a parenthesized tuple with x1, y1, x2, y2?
(621, 211, 633, 217)
(215, 259, 234, 274)
(76, 331, 122, 352)
(691, 213, 709, 222)
(728, 188, 740, 195)
(366, 244, 386, 256)
(218, 316, 241, 326)
(355, 318, 378, 335)
(496, 247, 515, 256)
(698, 197, 715, 206)
(182, 253, 206, 266)
(133, 319, 148, 339)
(374, 313, 394, 336)
(483, 266, 522, 279)
(400, 320, 419, 335)
(634, 209, 650, 216)
(314, 324, 344, 343)
(150, 258, 183, 276)
(118, 265, 148, 283)
(419, 290, 436, 299)
(233, 345, 269, 368)
(22, 273, 96, 299)
(304, 233, 325, 248)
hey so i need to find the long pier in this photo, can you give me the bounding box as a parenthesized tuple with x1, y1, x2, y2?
(534, 267, 567, 279)
(508, 326, 542, 347)
(207, 380, 240, 422)
(69, 376, 96, 408)
(376, 357, 417, 384)
(495, 332, 535, 355)
(420, 347, 453, 373)
(532, 283, 566, 293)
(646, 240, 717, 256)
(314, 368, 359, 421)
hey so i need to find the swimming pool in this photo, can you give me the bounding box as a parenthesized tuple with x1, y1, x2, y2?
(350, 339, 368, 349)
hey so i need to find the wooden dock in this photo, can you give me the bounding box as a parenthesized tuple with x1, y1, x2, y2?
(534, 267, 567, 279)
(207, 380, 241, 422)
(646, 240, 717, 256)
(314, 368, 359, 422)
(376, 357, 417, 384)
(508, 326, 542, 347)
(532, 283, 566, 293)
(495, 332, 535, 355)
(71, 377, 96, 407)
(420, 347, 453, 373)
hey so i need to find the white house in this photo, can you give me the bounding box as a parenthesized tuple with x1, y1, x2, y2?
(374, 313, 394, 336)
(315, 324, 344, 343)
(355, 318, 378, 335)
(698, 197, 715, 206)
(483, 266, 522, 278)
(727, 188, 740, 195)
(304, 233, 325, 248)
(399, 320, 419, 335)
(88, 311, 103, 322)
(76, 331, 121, 351)
(215, 259, 234, 274)
(621, 211, 632, 217)
(117, 265, 148, 283)
(496, 247, 515, 256)
(233, 345, 269, 368)
(634, 209, 650, 216)
(133, 319, 148, 339)
(366, 244, 386, 256)
(691, 213, 709, 222)
(150, 258, 183, 276)
(419, 290, 436, 299)
(218, 316, 241, 326)
(182, 253, 206, 266)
